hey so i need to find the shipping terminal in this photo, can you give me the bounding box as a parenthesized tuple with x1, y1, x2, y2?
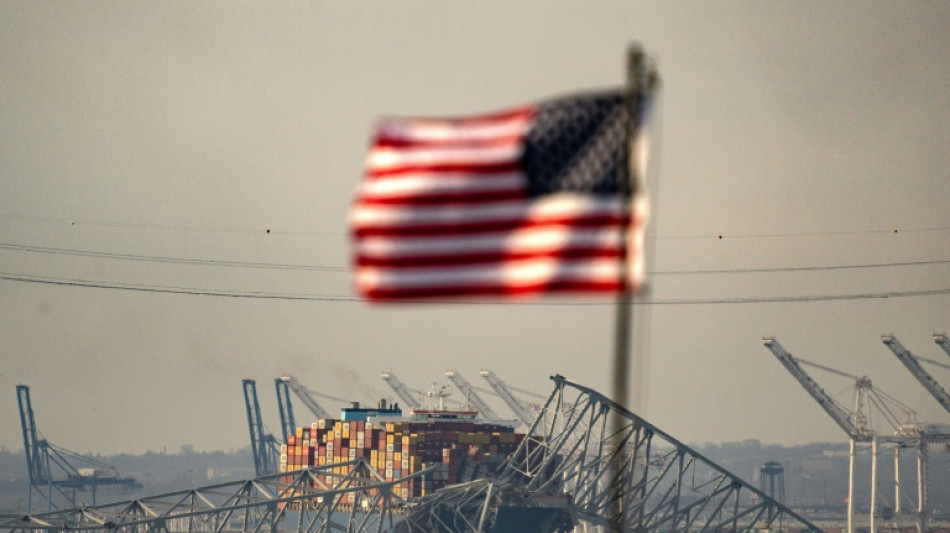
(11, 362, 950, 533)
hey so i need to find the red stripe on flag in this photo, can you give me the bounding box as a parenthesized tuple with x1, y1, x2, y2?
(352, 214, 629, 237)
(356, 247, 626, 268)
(366, 162, 522, 178)
(353, 190, 529, 207)
(360, 280, 623, 301)
(372, 135, 526, 150)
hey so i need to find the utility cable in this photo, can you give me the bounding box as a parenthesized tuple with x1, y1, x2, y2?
(2, 272, 949, 305)
(664, 226, 950, 240)
(0, 213, 338, 237)
(2, 242, 947, 276)
(3, 212, 948, 240)
(0, 243, 344, 272)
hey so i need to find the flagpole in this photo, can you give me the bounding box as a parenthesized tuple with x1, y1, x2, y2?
(609, 43, 653, 532)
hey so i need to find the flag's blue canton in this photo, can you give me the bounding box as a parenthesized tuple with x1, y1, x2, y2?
(522, 93, 630, 197)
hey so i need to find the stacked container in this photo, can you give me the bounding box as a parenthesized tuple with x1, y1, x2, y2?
(279, 418, 530, 506)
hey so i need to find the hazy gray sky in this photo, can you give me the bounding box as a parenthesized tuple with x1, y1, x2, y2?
(1, 2, 948, 457)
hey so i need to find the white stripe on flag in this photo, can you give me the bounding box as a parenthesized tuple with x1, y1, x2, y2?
(357, 257, 622, 291)
(357, 225, 623, 258)
(367, 143, 521, 171)
(350, 194, 624, 229)
(359, 172, 524, 198)
(375, 114, 532, 143)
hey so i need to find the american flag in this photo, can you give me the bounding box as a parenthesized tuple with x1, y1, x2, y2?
(349, 91, 649, 301)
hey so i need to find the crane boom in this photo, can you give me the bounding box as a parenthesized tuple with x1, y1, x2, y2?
(17, 385, 50, 484)
(935, 333, 950, 358)
(763, 337, 874, 441)
(444, 370, 499, 418)
(274, 378, 296, 444)
(882, 335, 950, 414)
(278, 375, 332, 420)
(479, 369, 535, 427)
(380, 371, 422, 410)
(242, 379, 277, 476)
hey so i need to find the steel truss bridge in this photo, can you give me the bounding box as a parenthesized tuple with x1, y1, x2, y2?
(1, 376, 821, 533)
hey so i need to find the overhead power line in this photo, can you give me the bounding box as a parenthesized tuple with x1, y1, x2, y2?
(0, 243, 345, 272)
(0, 273, 351, 301)
(2, 212, 948, 240)
(0, 213, 340, 237)
(2, 242, 947, 276)
(664, 227, 950, 240)
(652, 259, 950, 276)
(2, 272, 948, 305)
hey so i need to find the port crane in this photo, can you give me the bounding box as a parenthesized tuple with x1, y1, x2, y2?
(380, 370, 422, 410)
(444, 369, 499, 418)
(16, 385, 139, 513)
(479, 369, 536, 427)
(762, 338, 885, 441)
(762, 338, 928, 533)
(882, 334, 950, 415)
(242, 379, 280, 476)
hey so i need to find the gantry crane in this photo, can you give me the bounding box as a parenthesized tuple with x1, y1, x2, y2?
(242, 379, 279, 476)
(444, 369, 499, 418)
(16, 385, 139, 513)
(935, 333, 950, 358)
(880, 334, 950, 530)
(882, 335, 950, 415)
(479, 369, 536, 427)
(762, 338, 927, 533)
(380, 371, 422, 410)
(763, 338, 880, 441)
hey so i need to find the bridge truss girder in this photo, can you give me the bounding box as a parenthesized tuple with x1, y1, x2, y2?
(1, 459, 432, 533)
(494, 375, 821, 532)
(388, 375, 822, 532)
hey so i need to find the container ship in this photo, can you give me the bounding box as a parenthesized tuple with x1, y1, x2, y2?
(279, 393, 526, 503)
